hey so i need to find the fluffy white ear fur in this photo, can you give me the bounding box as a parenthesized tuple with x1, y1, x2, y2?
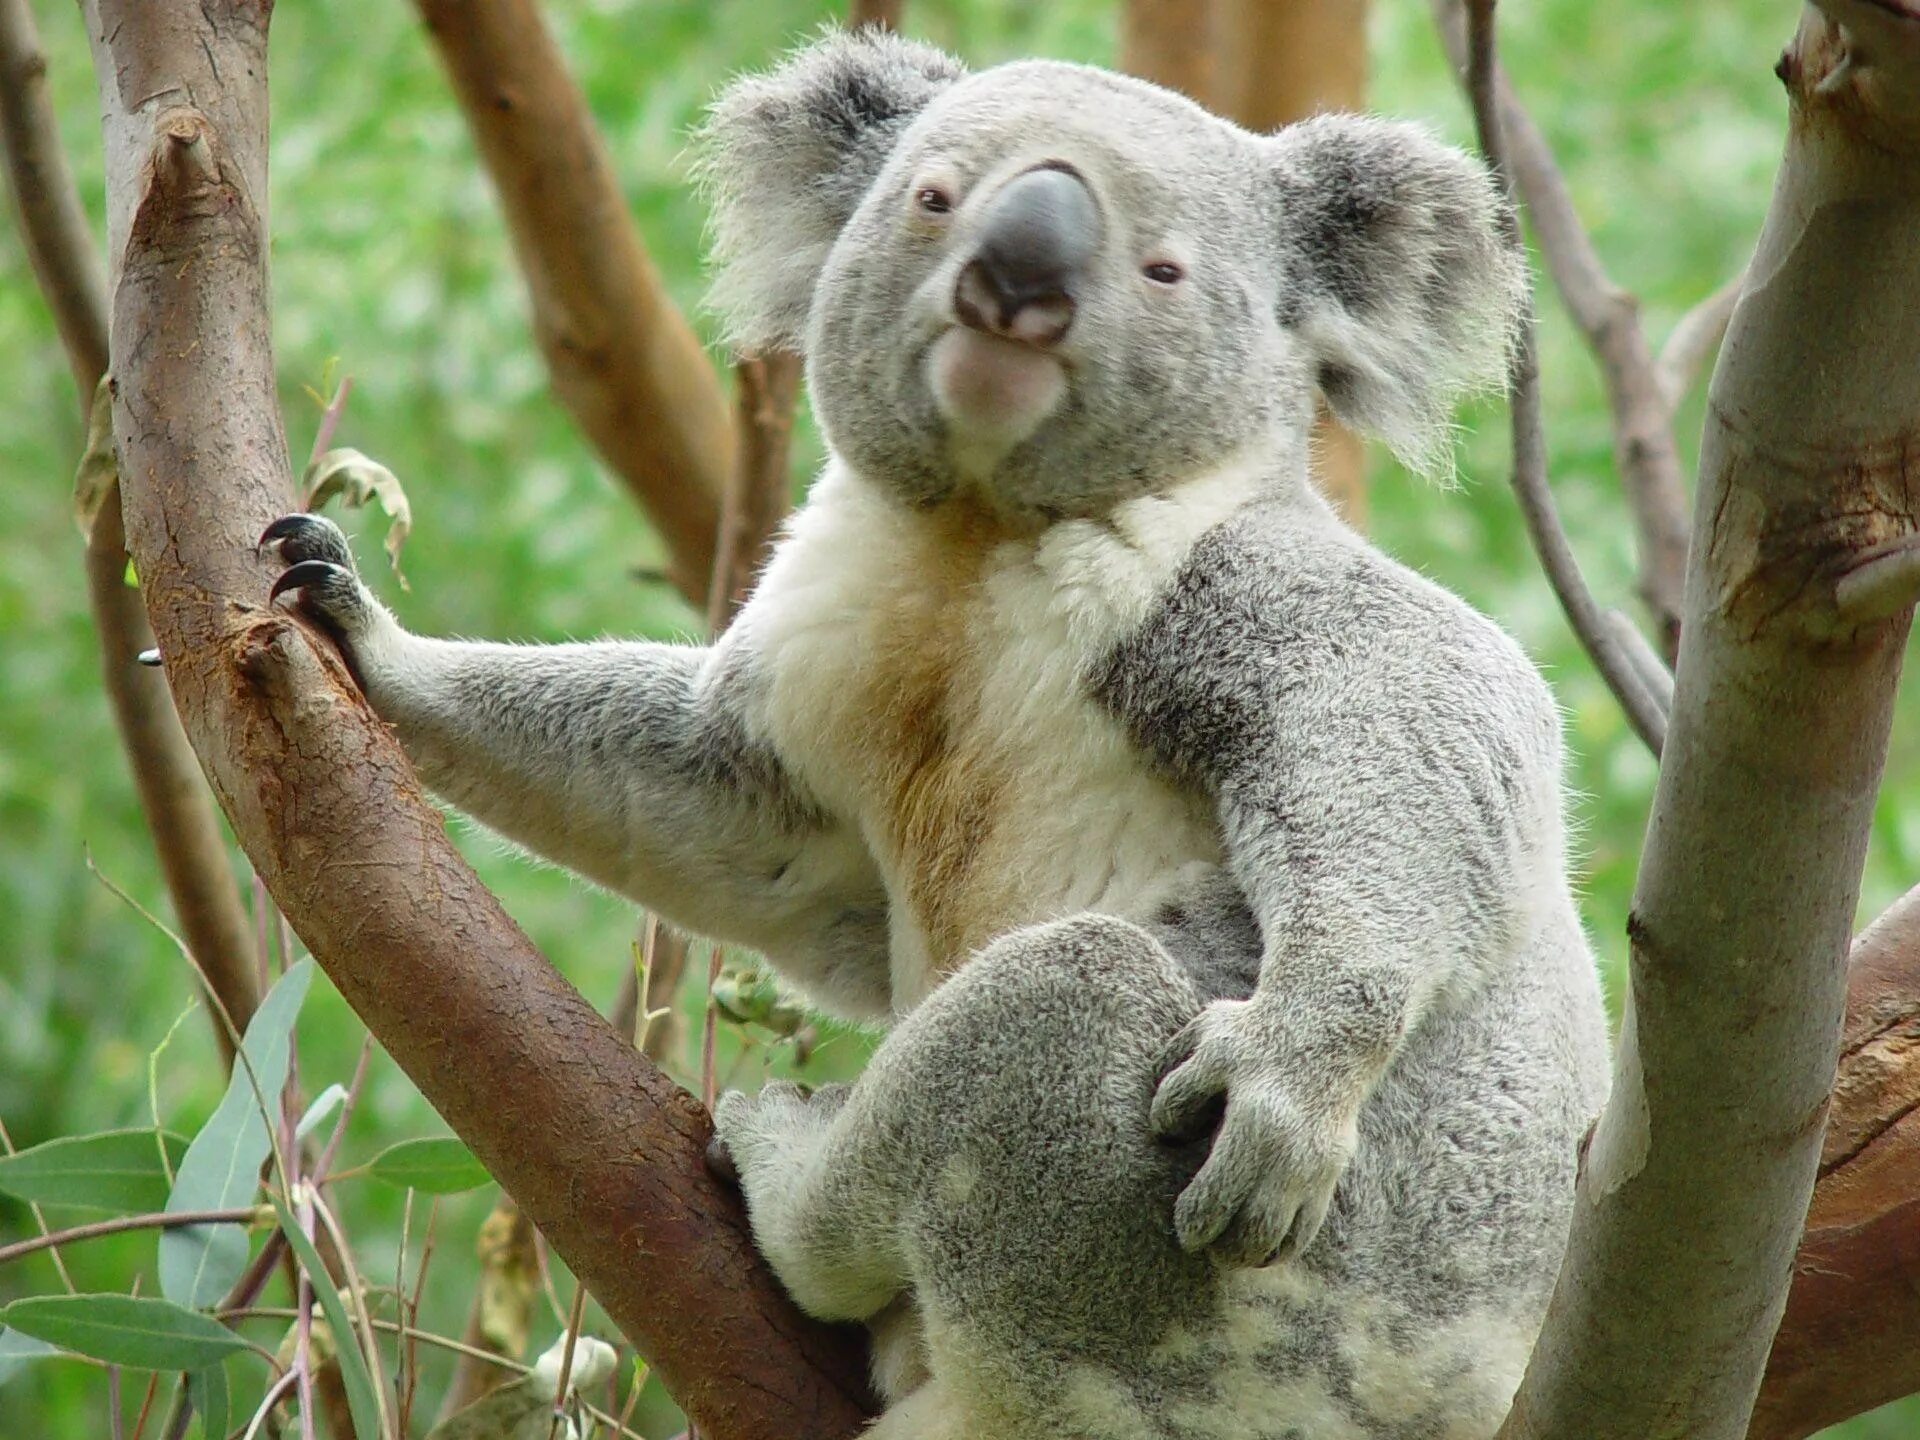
(694, 28, 966, 353)
(1268, 114, 1526, 479)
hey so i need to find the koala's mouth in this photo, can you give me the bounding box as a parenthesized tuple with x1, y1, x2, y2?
(926, 326, 1067, 451)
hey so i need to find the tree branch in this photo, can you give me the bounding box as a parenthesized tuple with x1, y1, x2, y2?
(80, 4, 872, 1435)
(1462, 11, 1670, 755)
(1433, 0, 1694, 658)
(0, 0, 258, 1062)
(1490, 0, 1920, 1433)
(1754, 884, 1920, 1438)
(409, 0, 734, 609)
(1656, 270, 1745, 409)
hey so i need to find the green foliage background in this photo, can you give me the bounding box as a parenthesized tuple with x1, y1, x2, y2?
(1, 0, 1915, 1434)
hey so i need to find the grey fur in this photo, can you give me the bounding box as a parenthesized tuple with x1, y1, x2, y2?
(267, 32, 1606, 1438)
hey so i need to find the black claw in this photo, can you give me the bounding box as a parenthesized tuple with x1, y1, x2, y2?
(258, 513, 315, 551)
(270, 559, 345, 604)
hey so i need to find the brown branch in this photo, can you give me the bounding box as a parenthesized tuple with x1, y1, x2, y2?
(0, 1206, 266, 1268)
(1432, 0, 1692, 658)
(1753, 884, 1920, 1439)
(409, 0, 734, 609)
(0, 0, 258, 1062)
(80, 4, 872, 1436)
(707, 353, 802, 632)
(1491, 0, 1920, 1434)
(1462, 17, 1669, 755)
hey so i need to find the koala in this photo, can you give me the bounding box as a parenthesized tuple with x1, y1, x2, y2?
(263, 29, 1610, 1440)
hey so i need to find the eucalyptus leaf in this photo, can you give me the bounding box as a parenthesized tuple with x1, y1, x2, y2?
(0, 1295, 248, 1372)
(302, 447, 412, 587)
(366, 1137, 491, 1194)
(189, 1360, 230, 1440)
(0, 1129, 188, 1215)
(160, 960, 313, 1309)
(273, 1196, 383, 1440)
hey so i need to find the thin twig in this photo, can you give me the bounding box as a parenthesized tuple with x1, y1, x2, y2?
(128, 1372, 160, 1440)
(310, 1185, 396, 1439)
(0, 1206, 268, 1267)
(545, 1280, 592, 1440)
(1656, 271, 1745, 408)
(1462, 0, 1670, 756)
(1433, 0, 1693, 658)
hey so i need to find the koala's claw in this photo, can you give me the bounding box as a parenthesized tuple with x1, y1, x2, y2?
(261, 512, 382, 652)
(259, 510, 355, 566)
(269, 559, 351, 604)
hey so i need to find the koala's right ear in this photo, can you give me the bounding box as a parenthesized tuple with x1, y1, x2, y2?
(696, 29, 966, 353)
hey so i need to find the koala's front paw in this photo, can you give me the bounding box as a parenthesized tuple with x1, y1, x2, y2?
(1152, 999, 1359, 1268)
(711, 1081, 849, 1191)
(260, 513, 381, 644)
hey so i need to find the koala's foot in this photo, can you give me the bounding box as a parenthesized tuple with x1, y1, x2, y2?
(1152, 997, 1360, 1269)
(260, 513, 384, 647)
(711, 1080, 849, 1188)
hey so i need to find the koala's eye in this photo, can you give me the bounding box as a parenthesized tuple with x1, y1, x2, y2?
(1143, 261, 1186, 286)
(915, 186, 954, 216)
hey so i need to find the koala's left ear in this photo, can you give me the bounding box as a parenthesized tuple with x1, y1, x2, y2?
(1266, 115, 1527, 478)
(696, 28, 966, 353)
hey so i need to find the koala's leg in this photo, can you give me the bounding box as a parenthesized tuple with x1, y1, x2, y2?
(260, 514, 890, 1011)
(717, 915, 1223, 1429)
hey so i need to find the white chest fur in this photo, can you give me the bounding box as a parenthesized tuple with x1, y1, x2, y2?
(739, 461, 1259, 1009)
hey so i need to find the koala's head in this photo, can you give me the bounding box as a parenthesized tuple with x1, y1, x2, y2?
(699, 30, 1524, 523)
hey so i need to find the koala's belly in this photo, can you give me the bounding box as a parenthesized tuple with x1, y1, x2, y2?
(878, 710, 1225, 1008)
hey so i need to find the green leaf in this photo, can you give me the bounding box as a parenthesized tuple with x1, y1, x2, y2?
(189, 1360, 230, 1440)
(273, 1198, 382, 1440)
(0, 1328, 60, 1387)
(161, 961, 313, 1309)
(0, 1295, 248, 1372)
(0, 1129, 189, 1215)
(366, 1137, 490, 1194)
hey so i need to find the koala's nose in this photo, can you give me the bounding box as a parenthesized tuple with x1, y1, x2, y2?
(954, 163, 1099, 348)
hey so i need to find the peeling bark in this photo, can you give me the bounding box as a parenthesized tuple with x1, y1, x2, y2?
(1754, 884, 1920, 1439)
(80, 4, 872, 1435)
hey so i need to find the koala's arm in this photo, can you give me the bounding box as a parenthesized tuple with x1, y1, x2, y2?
(1109, 505, 1567, 1264)
(262, 515, 891, 1014)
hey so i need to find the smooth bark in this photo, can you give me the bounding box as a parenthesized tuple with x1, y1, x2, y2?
(1495, 3, 1920, 1436)
(81, 3, 872, 1435)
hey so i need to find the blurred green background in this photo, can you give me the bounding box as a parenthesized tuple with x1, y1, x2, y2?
(3, 0, 1914, 1434)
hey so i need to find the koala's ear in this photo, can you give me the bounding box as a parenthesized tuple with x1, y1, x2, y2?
(1266, 115, 1526, 478)
(696, 29, 966, 352)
